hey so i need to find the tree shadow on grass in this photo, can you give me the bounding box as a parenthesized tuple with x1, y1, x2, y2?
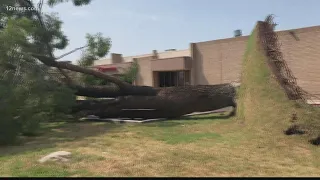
(0, 121, 121, 157)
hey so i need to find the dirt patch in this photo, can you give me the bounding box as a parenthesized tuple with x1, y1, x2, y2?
(284, 125, 305, 135)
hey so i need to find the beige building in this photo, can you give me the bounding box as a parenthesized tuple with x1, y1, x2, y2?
(93, 25, 320, 97)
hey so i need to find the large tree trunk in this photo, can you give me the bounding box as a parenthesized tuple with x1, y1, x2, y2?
(72, 84, 237, 119)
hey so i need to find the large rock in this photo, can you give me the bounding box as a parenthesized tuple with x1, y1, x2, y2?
(38, 151, 71, 163)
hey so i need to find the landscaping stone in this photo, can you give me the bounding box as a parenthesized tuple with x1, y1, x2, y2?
(38, 151, 71, 163)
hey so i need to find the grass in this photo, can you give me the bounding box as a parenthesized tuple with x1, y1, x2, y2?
(0, 112, 319, 177)
(0, 26, 319, 177)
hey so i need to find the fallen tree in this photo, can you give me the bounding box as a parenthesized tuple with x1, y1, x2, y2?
(72, 84, 237, 119)
(1, 0, 237, 121)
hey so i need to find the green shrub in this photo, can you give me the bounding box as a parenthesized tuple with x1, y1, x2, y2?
(0, 64, 76, 145)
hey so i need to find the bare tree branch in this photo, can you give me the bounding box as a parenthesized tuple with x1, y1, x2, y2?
(56, 45, 89, 60)
(32, 54, 130, 88)
(38, 0, 44, 12)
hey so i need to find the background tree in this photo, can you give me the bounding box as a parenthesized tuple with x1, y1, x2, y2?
(77, 33, 112, 86)
(119, 60, 139, 84)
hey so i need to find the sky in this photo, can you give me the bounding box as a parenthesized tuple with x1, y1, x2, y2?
(38, 0, 320, 62)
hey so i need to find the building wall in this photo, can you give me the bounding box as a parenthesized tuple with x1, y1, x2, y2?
(277, 26, 320, 96)
(157, 49, 190, 59)
(135, 56, 154, 86)
(92, 25, 320, 97)
(94, 53, 152, 65)
(94, 58, 112, 65)
(123, 54, 152, 63)
(191, 26, 320, 96)
(192, 36, 249, 85)
(151, 57, 191, 71)
(120, 49, 190, 86)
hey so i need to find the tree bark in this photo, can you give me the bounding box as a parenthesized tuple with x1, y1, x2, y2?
(72, 84, 237, 119)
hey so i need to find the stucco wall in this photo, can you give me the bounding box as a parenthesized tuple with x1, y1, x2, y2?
(135, 56, 154, 86)
(157, 49, 190, 59)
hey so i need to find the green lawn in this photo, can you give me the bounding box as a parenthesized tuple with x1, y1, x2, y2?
(0, 112, 319, 177)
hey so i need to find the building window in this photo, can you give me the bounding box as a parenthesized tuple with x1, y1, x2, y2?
(158, 70, 190, 87)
